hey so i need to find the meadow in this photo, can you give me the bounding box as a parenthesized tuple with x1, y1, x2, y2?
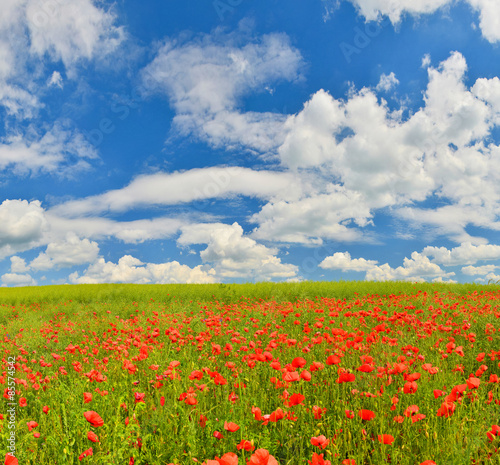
(0, 281, 499, 465)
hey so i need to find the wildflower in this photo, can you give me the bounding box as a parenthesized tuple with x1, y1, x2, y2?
(247, 448, 279, 465)
(78, 448, 93, 461)
(358, 409, 376, 421)
(310, 435, 329, 449)
(377, 434, 394, 445)
(87, 431, 99, 443)
(84, 411, 104, 427)
(224, 421, 240, 432)
(27, 421, 38, 432)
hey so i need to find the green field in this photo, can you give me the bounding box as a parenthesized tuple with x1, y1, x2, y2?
(0, 282, 499, 465)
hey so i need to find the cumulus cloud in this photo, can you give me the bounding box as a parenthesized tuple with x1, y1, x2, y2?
(271, 52, 500, 244)
(250, 187, 373, 244)
(29, 233, 99, 270)
(69, 255, 217, 284)
(1, 272, 37, 287)
(10, 256, 29, 273)
(343, 0, 500, 43)
(422, 242, 500, 266)
(0, 199, 48, 259)
(320, 252, 378, 272)
(376, 72, 399, 92)
(142, 29, 302, 152)
(178, 222, 299, 281)
(320, 249, 454, 282)
(461, 264, 498, 275)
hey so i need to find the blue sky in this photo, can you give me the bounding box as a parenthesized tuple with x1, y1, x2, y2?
(1, 0, 500, 286)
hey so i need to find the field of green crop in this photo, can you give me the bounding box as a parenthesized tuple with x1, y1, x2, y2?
(0, 281, 499, 465)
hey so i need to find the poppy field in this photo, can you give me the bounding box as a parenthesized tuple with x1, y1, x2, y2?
(0, 282, 499, 465)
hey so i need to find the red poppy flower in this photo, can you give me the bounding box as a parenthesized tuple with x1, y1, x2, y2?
(437, 402, 456, 417)
(337, 372, 355, 383)
(42, 405, 50, 414)
(403, 381, 418, 394)
(247, 449, 279, 465)
(358, 364, 374, 373)
(213, 430, 224, 440)
(358, 409, 376, 421)
(283, 371, 300, 382)
(377, 434, 394, 445)
(19, 398, 27, 407)
(393, 415, 404, 423)
(411, 413, 426, 423)
(342, 460, 356, 465)
(326, 354, 341, 365)
(84, 411, 104, 427)
(420, 461, 437, 465)
(78, 448, 93, 461)
(466, 377, 480, 390)
(404, 405, 419, 417)
(312, 405, 326, 419)
(288, 393, 305, 406)
(301, 370, 312, 381)
(27, 421, 38, 431)
(224, 421, 240, 432)
(308, 452, 332, 465)
(433, 389, 445, 399)
(5, 454, 18, 465)
(345, 410, 354, 419)
(237, 439, 255, 451)
(486, 424, 500, 442)
(33, 432, 40, 438)
(311, 435, 330, 449)
(292, 357, 307, 368)
(83, 392, 92, 404)
(216, 452, 238, 465)
(134, 392, 145, 403)
(87, 431, 99, 443)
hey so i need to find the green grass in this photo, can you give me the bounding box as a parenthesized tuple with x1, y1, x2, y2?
(0, 280, 498, 306)
(0, 282, 499, 464)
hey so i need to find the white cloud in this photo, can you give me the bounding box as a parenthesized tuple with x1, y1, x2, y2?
(422, 242, 500, 266)
(319, 249, 455, 282)
(26, 0, 124, 73)
(250, 187, 372, 244)
(10, 256, 29, 273)
(320, 251, 378, 271)
(421, 54, 431, 68)
(365, 252, 455, 282)
(271, 52, 500, 244)
(346, 0, 451, 23)
(0, 199, 47, 259)
(50, 167, 301, 217)
(344, 0, 500, 43)
(47, 70, 63, 88)
(29, 233, 99, 270)
(69, 255, 217, 284)
(142, 29, 302, 152)
(467, 0, 500, 43)
(0, 0, 124, 119)
(461, 264, 498, 275)
(376, 72, 399, 92)
(1, 272, 37, 287)
(0, 123, 98, 176)
(178, 222, 299, 281)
